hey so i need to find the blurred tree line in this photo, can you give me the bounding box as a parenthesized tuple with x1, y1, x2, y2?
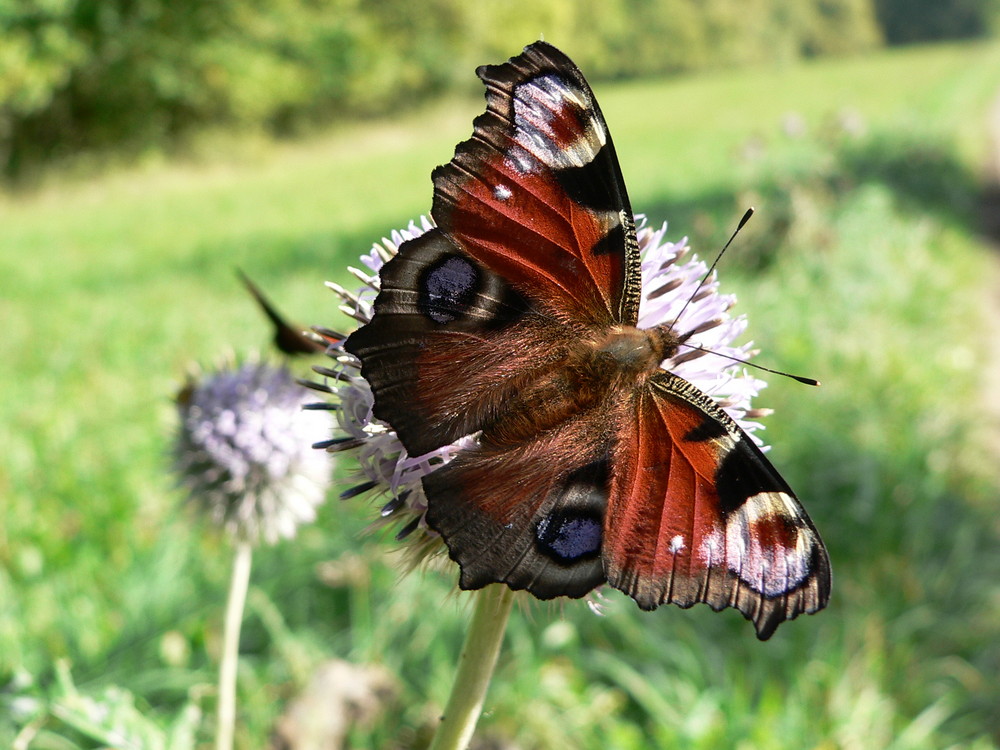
(0, 0, 997, 178)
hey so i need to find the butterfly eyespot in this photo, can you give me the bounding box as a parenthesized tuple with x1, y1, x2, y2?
(514, 74, 607, 172)
(722, 492, 816, 596)
(419, 254, 480, 324)
(535, 509, 603, 563)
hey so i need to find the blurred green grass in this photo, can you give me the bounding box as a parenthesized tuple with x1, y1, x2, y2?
(2, 40, 1000, 748)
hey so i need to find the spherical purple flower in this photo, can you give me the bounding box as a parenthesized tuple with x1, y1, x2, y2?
(175, 361, 333, 545)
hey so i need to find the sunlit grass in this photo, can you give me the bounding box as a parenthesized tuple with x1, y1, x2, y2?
(2, 39, 999, 748)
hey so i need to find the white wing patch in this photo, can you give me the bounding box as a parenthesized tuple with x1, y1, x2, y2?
(729, 492, 814, 596)
(697, 492, 815, 597)
(512, 74, 607, 171)
(699, 529, 724, 566)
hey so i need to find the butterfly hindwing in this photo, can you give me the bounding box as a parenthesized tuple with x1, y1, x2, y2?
(345, 229, 568, 456)
(424, 408, 614, 600)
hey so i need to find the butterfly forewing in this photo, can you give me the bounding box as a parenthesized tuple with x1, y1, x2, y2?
(604, 373, 830, 639)
(347, 42, 643, 455)
(436, 42, 643, 326)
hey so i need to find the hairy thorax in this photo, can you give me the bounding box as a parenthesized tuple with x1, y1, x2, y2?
(571, 325, 682, 392)
(483, 325, 684, 447)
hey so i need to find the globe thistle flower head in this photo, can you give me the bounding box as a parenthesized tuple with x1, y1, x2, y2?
(175, 359, 333, 545)
(309, 216, 771, 564)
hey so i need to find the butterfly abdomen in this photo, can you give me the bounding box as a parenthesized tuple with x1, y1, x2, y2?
(487, 325, 680, 447)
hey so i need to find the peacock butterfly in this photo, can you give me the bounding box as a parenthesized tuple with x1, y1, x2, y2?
(345, 41, 830, 639)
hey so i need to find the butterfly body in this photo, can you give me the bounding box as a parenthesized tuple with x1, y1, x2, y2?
(573, 324, 682, 384)
(345, 41, 829, 639)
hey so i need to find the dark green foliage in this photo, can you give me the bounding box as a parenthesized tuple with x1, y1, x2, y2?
(874, 0, 1000, 43)
(0, 0, 887, 179)
(8, 0, 1000, 180)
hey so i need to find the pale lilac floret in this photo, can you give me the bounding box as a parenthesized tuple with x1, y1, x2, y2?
(175, 362, 333, 544)
(633, 218, 768, 435)
(315, 214, 770, 544)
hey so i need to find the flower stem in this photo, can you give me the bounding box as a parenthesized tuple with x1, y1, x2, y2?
(217, 541, 253, 750)
(429, 584, 516, 750)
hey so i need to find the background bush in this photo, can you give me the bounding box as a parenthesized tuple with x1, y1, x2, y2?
(6, 0, 993, 178)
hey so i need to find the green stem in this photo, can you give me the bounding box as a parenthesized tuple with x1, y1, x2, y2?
(217, 541, 253, 750)
(429, 584, 516, 750)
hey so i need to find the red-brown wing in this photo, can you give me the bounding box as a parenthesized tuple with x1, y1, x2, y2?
(345, 229, 571, 457)
(433, 41, 642, 326)
(424, 406, 613, 600)
(346, 41, 642, 457)
(604, 373, 830, 640)
(348, 41, 829, 638)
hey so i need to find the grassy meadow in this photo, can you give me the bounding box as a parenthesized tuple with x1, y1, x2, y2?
(3, 40, 1000, 748)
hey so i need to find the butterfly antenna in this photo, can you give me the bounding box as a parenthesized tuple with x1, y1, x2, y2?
(669, 208, 754, 332)
(667, 208, 819, 387)
(681, 343, 820, 386)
